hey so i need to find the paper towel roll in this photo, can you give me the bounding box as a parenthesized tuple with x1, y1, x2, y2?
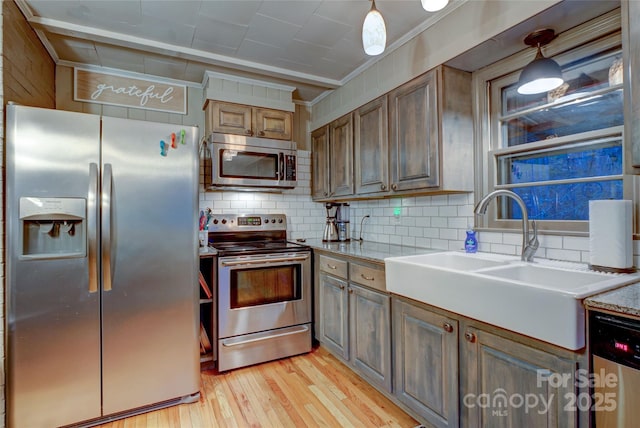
(589, 200, 633, 271)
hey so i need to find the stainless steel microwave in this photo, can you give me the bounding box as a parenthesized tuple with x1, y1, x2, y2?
(206, 133, 297, 190)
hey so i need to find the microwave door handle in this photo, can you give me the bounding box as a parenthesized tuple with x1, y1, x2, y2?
(278, 152, 284, 182)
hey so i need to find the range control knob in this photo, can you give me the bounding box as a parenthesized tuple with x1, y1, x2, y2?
(221, 219, 227, 224)
(271, 219, 276, 223)
(212, 219, 219, 225)
(278, 218, 283, 223)
(264, 218, 269, 224)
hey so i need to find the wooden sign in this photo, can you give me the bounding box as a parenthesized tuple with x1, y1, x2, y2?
(74, 68, 187, 114)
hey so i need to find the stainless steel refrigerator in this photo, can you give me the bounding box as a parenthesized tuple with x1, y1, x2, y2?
(6, 105, 200, 427)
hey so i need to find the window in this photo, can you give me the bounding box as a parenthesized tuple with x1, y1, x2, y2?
(475, 11, 624, 234)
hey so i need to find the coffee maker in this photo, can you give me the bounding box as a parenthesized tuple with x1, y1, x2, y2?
(323, 203, 340, 242)
(337, 203, 350, 241)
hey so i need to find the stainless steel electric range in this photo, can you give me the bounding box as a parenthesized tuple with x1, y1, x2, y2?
(207, 213, 311, 372)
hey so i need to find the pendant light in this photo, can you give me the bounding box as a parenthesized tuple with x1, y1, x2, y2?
(421, 0, 449, 12)
(517, 29, 564, 95)
(362, 0, 386, 56)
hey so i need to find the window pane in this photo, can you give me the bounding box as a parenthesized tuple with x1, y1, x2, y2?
(498, 181, 623, 221)
(496, 138, 622, 185)
(502, 90, 623, 146)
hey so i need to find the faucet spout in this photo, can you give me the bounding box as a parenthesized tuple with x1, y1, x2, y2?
(474, 190, 538, 262)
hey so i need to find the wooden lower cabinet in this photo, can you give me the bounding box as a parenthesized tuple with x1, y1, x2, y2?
(392, 295, 586, 428)
(316, 253, 392, 393)
(318, 272, 349, 360)
(393, 297, 459, 428)
(349, 283, 392, 393)
(460, 326, 578, 428)
(315, 256, 587, 428)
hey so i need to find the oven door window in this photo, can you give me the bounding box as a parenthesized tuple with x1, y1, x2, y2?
(220, 149, 278, 180)
(230, 265, 301, 308)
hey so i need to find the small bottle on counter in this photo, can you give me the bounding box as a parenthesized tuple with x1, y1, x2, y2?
(465, 226, 478, 253)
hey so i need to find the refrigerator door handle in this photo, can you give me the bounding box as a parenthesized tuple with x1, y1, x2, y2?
(88, 163, 99, 293)
(102, 163, 113, 292)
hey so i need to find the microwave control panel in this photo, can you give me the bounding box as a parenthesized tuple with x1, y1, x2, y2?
(285, 155, 296, 181)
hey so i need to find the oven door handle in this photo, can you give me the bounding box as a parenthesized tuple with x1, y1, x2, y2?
(220, 254, 309, 267)
(221, 325, 310, 347)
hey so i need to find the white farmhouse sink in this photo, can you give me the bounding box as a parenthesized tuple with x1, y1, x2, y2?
(385, 251, 640, 350)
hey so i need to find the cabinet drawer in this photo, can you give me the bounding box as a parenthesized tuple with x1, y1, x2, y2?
(350, 263, 386, 292)
(319, 255, 348, 278)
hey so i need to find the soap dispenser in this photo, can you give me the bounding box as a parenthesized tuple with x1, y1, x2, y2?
(465, 226, 478, 253)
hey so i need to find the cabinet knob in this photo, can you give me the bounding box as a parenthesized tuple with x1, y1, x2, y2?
(324, 192, 329, 197)
(348, 289, 354, 294)
(245, 129, 253, 136)
(258, 130, 265, 137)
(465, 332, 476, 343)
(391, 183, 398, 191)
(360, 274, 375, 281)
(339, 284, 345, 290)
(443, 322, 454, 333)
(327, 264, 337, 270)
(380, 184, 387, 191)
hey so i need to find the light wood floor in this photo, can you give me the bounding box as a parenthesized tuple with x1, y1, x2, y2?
(96, 345, 419, 427)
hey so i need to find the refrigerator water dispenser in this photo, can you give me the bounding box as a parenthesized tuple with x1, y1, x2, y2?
(20, 197, 86, 258)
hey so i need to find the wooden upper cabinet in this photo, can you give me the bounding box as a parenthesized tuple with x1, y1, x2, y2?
(208, 101, 252, 136)
(389, 69, 439, 192)
(205, 101, 293, 140)
(354, 95, 389, 195)
(311, 125, 330, 199)
(253, 107, 292, 140)
(389, 65, 473, 194)
(329, 113, 354, 198)
(311, 65, 472, 201)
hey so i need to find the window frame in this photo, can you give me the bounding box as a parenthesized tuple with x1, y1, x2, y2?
(473, 9, 626, 235)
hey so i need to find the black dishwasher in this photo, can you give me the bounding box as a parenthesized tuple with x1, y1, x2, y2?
(589, 312, 640, 427)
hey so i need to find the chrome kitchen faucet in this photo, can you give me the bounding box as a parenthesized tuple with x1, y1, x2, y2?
(474, 189, 539, 262)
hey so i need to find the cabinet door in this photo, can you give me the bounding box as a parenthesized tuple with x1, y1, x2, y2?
(311, 126, 330, 199)
(329, 113, 354, 197)
(211, 101, 253, 136)
(253, 107, 292, 140)
(393, 298, 459, 428)
(349, 284, 392, 392)
(389, 70, 440, 192)
(318, 273, 349, 360)
(461, 327, 577, 428)
(354, 95, 389, 195)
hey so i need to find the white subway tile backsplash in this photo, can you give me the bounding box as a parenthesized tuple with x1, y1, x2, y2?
(490, 243, 518, 255)
(447, 216, 468, 230)
(546, 248, 582, 262)
(477, 231, 502, 244)
(439, 228, 458, 241)
(502, 232, 522, 246)
(402, 236, 416, 246)
(423, 206, 439, 217)
(431, 217, 448, 228)
(539, 235, 563, 249)
(563, 236, 589, 251)
(438, 205, 458, 217)
(431, 239, 449, 250)
(424, 228, 440, 239)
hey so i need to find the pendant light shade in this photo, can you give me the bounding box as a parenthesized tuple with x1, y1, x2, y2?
(421, 0, 449, 12)
(517, 29, 564, 95)
(362, 0, 386, 56)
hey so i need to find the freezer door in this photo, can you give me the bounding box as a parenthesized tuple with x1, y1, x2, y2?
(100, 116, 200, 415)
(6, 105, 102, 427)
